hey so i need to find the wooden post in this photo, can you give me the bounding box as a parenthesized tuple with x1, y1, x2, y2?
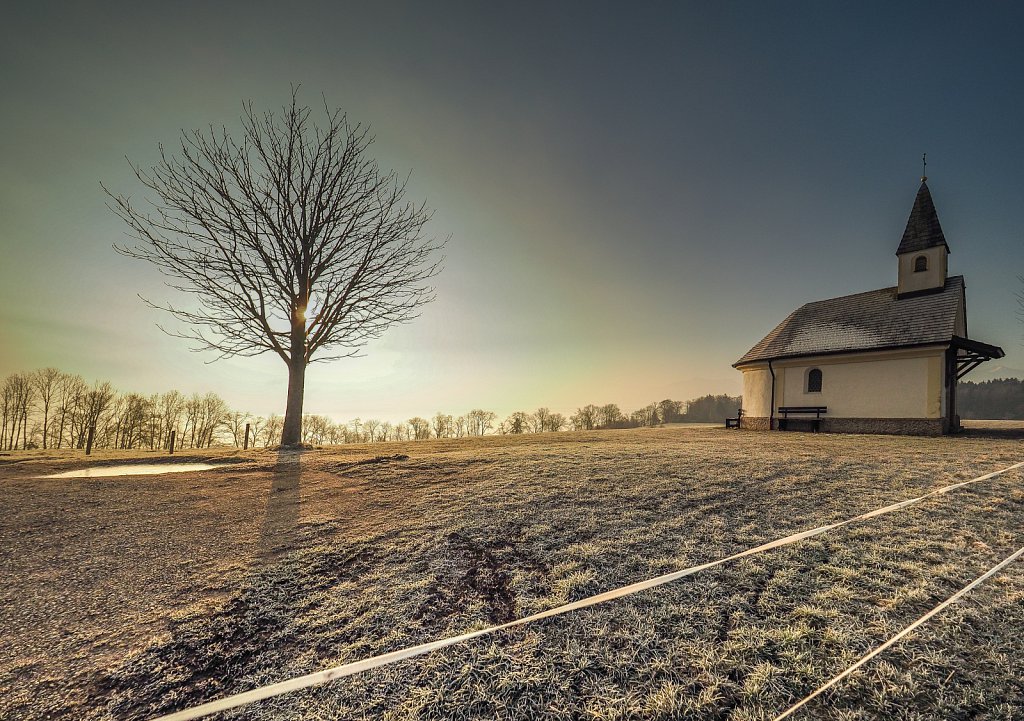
(85, 425, 95, 456)
(243, 423, 251, 450)
(169, 429, 176, 455)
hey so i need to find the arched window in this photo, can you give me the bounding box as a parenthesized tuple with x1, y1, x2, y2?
(914, 255, 928, 272)
(807, 368, 822, 393)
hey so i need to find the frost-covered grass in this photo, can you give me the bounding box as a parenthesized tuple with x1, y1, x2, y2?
(2, 427, 1023, 720)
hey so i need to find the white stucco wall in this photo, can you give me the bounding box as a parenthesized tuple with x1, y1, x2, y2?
(742, 366, 773, 417)
(738, 348, 945, 419)
(897, 246, 947, 295)
(781, 356, 934, 417)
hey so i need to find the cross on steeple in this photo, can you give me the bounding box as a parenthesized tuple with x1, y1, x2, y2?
(922, 153, 927, 182)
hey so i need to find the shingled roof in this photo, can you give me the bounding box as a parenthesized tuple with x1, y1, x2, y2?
(897, 181, 949, 255)
(734, 275, 965, 366)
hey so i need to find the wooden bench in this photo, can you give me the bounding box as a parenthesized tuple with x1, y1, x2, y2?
(725, 408, 744, 429)
(777, 406, 827, 432)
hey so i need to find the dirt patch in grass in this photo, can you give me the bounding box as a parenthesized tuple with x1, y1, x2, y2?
(415, 530, 549, 625)
(325, 453, 410, 474)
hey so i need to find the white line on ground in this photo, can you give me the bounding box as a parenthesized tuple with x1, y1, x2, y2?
(773, 543, 1024, 720)
(149, 460, 1024, 721)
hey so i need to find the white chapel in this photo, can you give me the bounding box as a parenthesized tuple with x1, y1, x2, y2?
(734, 177, 1003, 435)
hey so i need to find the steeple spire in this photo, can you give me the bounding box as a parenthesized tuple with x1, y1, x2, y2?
(896, 179, 949, 256)
(896, 177, 950, 298)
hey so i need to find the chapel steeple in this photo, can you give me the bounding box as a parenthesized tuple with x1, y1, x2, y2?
(896, 178, 949, 298)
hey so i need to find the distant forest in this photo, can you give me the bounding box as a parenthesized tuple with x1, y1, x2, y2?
(0, 367, 741, 451)
(958, 379, 1024, 419)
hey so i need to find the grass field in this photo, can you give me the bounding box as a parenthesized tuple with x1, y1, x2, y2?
(2, 426, 1024, 720)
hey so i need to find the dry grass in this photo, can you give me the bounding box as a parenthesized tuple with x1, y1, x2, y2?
(2, 426, 1023, 720)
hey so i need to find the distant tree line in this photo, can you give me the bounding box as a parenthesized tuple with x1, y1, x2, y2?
(500, 395, 742, 434)
(958, 379, 1024, 419)
(0, 368, 239, 452)
(296, 409, 499, 444)
(0, 367, 743, 451)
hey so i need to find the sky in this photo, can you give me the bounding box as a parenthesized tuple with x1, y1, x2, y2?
(2, 1, 1023, 423)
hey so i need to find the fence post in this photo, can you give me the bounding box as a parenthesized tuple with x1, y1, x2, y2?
(169, 430, 176, 455)
(85, 425, 95, 456)
(243, 423, 251, 450)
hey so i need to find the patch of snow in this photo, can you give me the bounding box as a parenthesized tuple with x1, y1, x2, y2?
(41, 463, 218, 478)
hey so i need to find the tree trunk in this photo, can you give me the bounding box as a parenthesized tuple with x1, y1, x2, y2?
(280, 311, 308, 447)
(281, 357, 306, 446)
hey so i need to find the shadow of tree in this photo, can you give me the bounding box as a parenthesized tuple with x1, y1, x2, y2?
(85, 448, 327, 719)
(255, 449, 305, 562)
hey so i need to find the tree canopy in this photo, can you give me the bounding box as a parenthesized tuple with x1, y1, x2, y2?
(106, 90, 443, 444)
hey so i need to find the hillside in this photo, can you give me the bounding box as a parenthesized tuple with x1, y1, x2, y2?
(1, 427, 1023, 720)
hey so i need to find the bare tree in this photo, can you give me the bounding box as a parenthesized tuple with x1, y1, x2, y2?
(106, 90, 443, 446)
(248, 415, 265, 447)
(263, 414, 284, 447)
(31, 368, 61, 449)
(79, 382, 115, 449)
(326, 419, 346, 444)
(466, 409, 497, 436)
(183, 394, 202, 448)
(346, 418, 364, 443)
(53, 373, 87, 449)
(179, 392, 228, 448)
(505, 411, 530, 434)
(223, 410, 252, 447)
(157, 390, 185, 449)
(302, 414, 331, 445)
(363, 418, 381, 442)
(432, 412, 452, 439)
(112, 393, 151, 449)
(0, 375, 27, 450)
(408, 416, 431, 440)
(629, 403, 660, 427)
(598, 403, 624, 428)
(571, 404, 599, 431)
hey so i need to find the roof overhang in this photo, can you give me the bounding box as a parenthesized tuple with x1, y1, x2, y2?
(734, 336, 1004, 371)
(950, 335, 1004, 380)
